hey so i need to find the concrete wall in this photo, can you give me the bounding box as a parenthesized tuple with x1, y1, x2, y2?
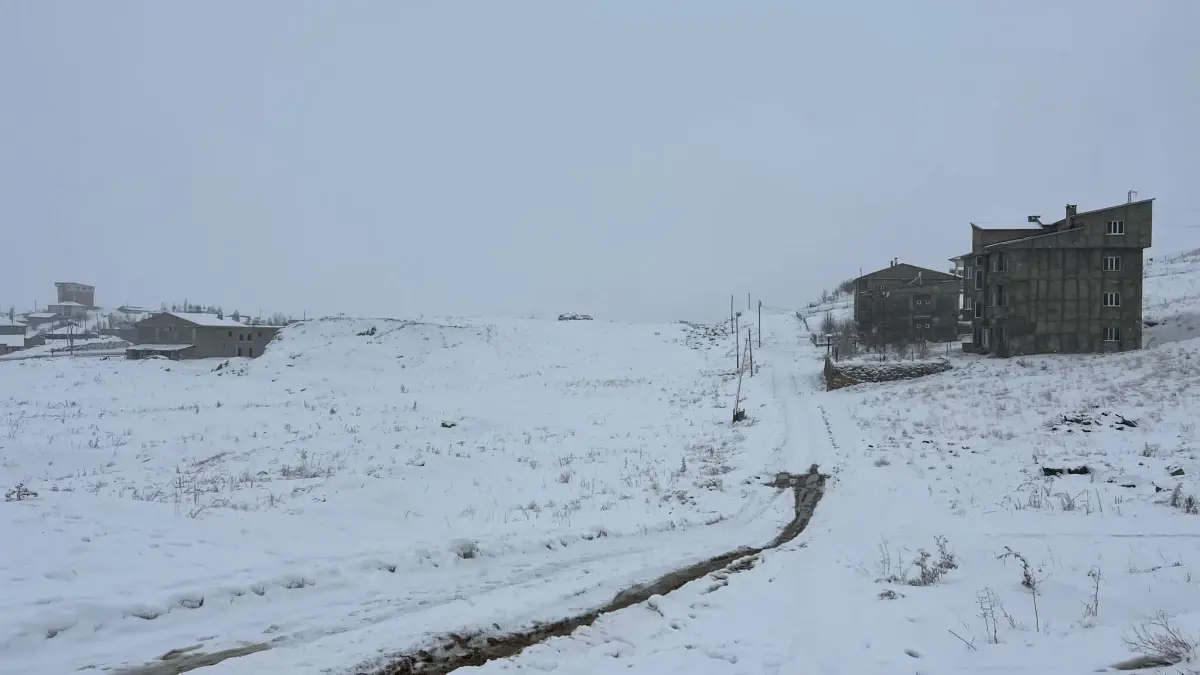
(857, 281, 960, 344)
(853, 264, 959, 335)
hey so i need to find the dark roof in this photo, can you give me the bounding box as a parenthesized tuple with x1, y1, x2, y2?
(856, 262, 958, 283)
(860, 278, 960, 295)
(1045, 197, 1154, 228)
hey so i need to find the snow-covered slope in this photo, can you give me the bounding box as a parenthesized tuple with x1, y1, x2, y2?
(456, 249, 1200, 675)
(0, 316, 799, 674)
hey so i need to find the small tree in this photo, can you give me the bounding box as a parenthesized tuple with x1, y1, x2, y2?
(820, 312, 837, 337)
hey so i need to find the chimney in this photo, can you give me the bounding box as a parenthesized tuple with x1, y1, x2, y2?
(1066, 204, 1078, 228)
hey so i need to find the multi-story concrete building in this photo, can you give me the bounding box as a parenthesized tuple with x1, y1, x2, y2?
(129, 312, 281, 360)
(55, 282, 95, 308)
(958, 199, 1152, 356)
(853, 261, 963, 344)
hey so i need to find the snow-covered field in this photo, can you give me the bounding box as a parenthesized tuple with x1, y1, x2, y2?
(447, 251, 1200, 675)
(6, 249, 1200, 675)
(0, 317, 798, 674)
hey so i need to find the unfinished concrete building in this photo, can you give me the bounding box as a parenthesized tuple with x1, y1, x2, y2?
(853, 261, 962, 345)
(957, 199, 1152, 356)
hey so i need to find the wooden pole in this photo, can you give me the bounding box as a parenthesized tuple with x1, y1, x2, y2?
(734, 312, 740, 370)
(747, 329, 754, 376)
(757, 301, 762, 347)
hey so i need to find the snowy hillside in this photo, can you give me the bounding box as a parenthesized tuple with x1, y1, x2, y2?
(1145, 247, 1200, 346)
(5, 250, 1200, 675)
(426, 250, 1200, 675)
(0, 316, 797, 674)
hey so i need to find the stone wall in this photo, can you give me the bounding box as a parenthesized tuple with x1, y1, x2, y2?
(823, 357, 952, 390)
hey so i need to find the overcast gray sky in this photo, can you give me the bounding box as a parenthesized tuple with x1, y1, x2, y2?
(3, 1, 1198, 322)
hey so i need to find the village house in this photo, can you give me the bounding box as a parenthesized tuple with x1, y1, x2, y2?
(853, 261, 962, 345)
(958, 198, 1152, 356)
(128, 312, 281, 360)
(46, 301, 88, 319)
(0, 317, 43, 356)
(22, 311, 61, 329)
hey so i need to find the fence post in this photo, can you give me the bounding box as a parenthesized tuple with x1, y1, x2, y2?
(734, 313, 740, 370)
(748, 329, 754, 376)
(757, 301, 762, 347)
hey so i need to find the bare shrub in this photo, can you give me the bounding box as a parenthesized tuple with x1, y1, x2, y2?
(820, 312, 837, 337)
(910, 536, 958, 586)
(4, 483, 37, 502)
(998, 546, 1042, 632)
(1119, 611, 1197, 668)
(1082, 567, 1102, 619)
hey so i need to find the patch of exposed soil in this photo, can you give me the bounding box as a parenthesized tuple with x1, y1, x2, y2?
(362, 465, 827, 675)
(114, 643, 269, 675)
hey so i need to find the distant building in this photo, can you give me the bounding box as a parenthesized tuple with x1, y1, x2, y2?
(0, 334, 26, 356)
(47, 301, 88, 319)
(55, 282, 95, 308)
(853, 261, 962, 344)
(0, 316, 25, 337)
(0, 318, 41, 356)
(43, 323, 97, 341)
(128, 312, 282, 360)
(960, 199, 1153, 356)
(22, 312, 60, 329)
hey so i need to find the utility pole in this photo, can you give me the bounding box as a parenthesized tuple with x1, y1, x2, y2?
(757, 301, 762, 348)
(747, 293, 751, 310)
(734, 312, 740, 370)
(729, 295, 734, 334)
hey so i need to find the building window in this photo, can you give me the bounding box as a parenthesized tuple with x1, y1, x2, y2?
(965, 297, 974, 310)
(991, 285, 1006, 307)
(1104, 326, 1121, 342)
(990, 253, 1007, 272)
(974, 270, 983, 290)
(1103, 255, 1122, 272)
(237, 347, 243, 357)
(1106, 220, 1125, 235)
(249, 347, 254, 357)
(975, 256, 984, 267)
(1103, 292, 1121, 307)
(228, 331, 233, 338)
(974, 303, 983, 318)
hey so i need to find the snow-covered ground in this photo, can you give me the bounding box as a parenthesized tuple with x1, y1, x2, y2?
(0, 317, 799, 674)
(6, 249, 1200, 675)
(429, 251, 1200, 675)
